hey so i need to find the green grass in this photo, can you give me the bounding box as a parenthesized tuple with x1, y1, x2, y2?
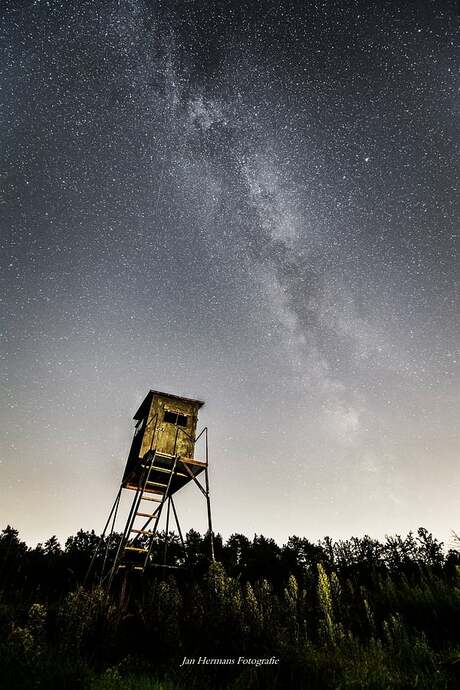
(90, 669, 180, 690)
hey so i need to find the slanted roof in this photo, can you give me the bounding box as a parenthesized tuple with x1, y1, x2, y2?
(133, 389, 205, 420)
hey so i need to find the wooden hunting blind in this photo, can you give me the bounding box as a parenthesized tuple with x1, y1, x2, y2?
(88, 389, 214, 586)
(122, 390, 205, 495)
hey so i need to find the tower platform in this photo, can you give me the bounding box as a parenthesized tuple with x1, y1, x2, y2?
(122, 450, 206, 496)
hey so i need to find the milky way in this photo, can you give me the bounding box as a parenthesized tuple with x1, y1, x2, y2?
(1, 0, 459, 546)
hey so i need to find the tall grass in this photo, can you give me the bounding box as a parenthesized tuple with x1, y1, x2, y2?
(2, 526, 460, 688)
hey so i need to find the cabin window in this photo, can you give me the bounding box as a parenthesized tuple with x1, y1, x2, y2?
(164, 410, 188, 427)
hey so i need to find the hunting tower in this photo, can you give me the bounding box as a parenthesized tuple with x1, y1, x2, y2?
(122, 390, 205, 493)
(88, 390, 214, 586)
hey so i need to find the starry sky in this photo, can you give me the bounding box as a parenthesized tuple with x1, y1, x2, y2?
(1, 0, 459, 547)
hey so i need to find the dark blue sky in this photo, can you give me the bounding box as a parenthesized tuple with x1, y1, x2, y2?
(1, 0, 458, 546)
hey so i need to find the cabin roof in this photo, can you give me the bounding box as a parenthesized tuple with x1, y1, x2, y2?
(133, 390, 205, 419)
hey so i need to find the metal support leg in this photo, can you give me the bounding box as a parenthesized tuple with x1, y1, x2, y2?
(163, 496, 171, 569)
(99, 488, 121, 585)
(84, 486, 122, 585)
(205, 429, 215, 561)
(170, 496, 186, 558)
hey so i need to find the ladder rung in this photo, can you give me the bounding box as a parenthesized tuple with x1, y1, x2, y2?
(136, 512, 157, 518)
(150, 563, 182, 570)
(124, 546, 148, 553)
(156, 467, 187, 478)
(141, 465, 187, 478)
(141, 496, 162, 502)
(146, 481, 167, 487)
(125, 484, 163, 494)
(131, 528, 155, 535)
(118, 564, 144, 571)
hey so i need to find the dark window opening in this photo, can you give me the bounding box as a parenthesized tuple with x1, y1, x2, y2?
(164, 410, 188, 427)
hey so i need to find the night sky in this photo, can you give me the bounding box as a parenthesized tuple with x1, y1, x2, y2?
(1, 0, 459, 547)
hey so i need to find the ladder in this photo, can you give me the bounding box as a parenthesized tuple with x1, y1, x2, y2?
(108, 450, 179, 583)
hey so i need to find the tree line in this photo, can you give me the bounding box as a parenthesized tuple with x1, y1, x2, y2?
(1, 525, 460, 689)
